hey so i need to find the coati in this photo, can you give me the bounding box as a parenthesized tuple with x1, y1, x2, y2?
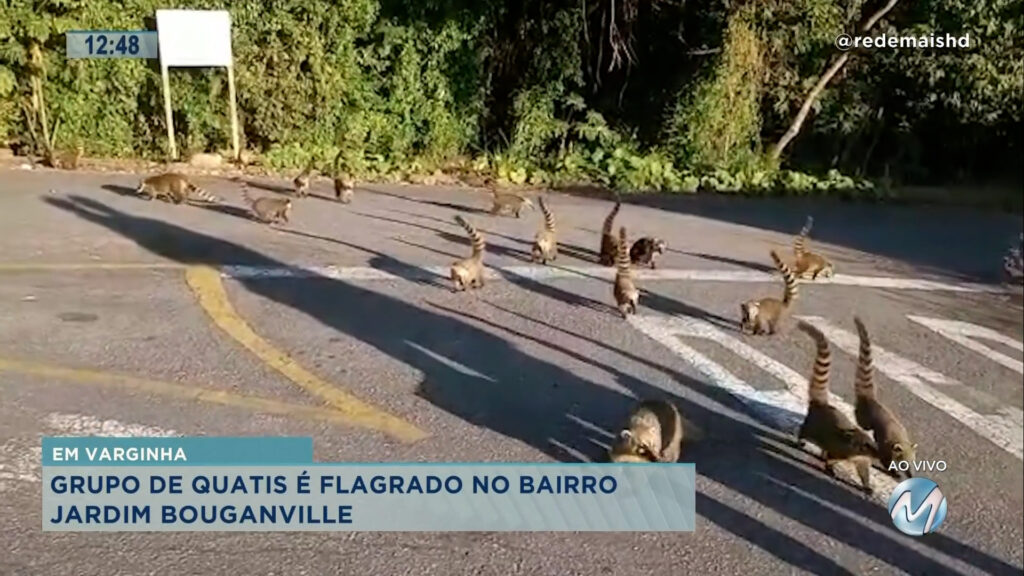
(629, 237, 667, 269)
(739, 250, 799, 335)
(598, 198, 622, 266)
(852, 316, 918, 479)
(136, 173, 221, 204)
(1004, 233, 1023, 282)
(241, 183, 292, 224)
(48, 144, 84, 170)
(793, 215, 835, 280)
(608, 399, 684, 463)
(796, 321, 880, 495)
(293, 163, 314, 197)
(613, 226, 640, 318)
(449, 215, 486, 291)
(334, 174, 355, 204)
(531, 196, 558, 264)
(489, 190, 534, 218)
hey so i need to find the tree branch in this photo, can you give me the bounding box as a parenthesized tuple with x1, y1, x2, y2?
(768, 0, 900, 163)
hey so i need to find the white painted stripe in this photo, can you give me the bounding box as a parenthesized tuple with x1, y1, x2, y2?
(799, 316, 1024, 461)
(405, 341, 497, 382)
(907, 315, 1023, 375)
(627, 314, 898, 503)
(218, 265, 1010, 293)
(0, 413, 180, 491)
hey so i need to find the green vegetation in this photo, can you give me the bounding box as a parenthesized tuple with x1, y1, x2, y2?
(1, 0, 1020, 197)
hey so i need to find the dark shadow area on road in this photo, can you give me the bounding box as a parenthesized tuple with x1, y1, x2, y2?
(361, 186, 490, 215)
(239, 179, 293, 195)
(583, 193, 1021, 284)
(683, 251, 775, 273)
(101, 184, 139, 198)
(40, 194, 1022, 576)
(350, 210, 455, 235)
(195, 203, 259, 221)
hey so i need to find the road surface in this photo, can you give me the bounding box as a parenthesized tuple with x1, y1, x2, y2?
(1, 166, 1021, 575)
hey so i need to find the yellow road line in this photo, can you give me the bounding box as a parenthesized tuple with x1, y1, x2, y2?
(0, 357, 399, 430)
(0, 262, 186, 272)
(184, 265, 427, 443)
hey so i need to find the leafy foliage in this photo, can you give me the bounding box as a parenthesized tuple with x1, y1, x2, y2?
(0, 0, 1019, 195)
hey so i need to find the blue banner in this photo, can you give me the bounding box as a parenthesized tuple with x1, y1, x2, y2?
(40, 437, 697, 532)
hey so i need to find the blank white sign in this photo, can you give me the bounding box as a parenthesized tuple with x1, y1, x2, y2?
(156, 9, 233, 67)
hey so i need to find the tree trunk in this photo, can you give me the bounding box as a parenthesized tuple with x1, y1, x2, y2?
(768, 0, 901, 163)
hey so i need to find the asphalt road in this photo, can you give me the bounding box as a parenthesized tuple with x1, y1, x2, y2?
(0, 166, 1021, 576)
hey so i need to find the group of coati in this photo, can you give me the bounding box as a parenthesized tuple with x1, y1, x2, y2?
(128, 168, 917, 498)
(134, 162, 355, 225)
(606, 215, 917, 500)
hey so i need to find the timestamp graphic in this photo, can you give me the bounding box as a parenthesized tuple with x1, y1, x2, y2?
(66, 30, 159, 59)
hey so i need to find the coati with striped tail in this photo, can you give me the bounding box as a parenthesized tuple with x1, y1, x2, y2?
(598, 198, 622, 266)
(740, 250, 799, 335)
(531, 196, 558, 264)
(613, 226, 640, 318)
(793, 215, 835, 280)
(293, 163, 314, 197)
(796, 321, 880, 495)
(241, 183, 292, 224)
(136, 173, 221, 204)
(334, 173, 355, 204)
(630, 237, 667, 269)
(608, 399, 684, 463)
(853, 316, 918, 479)
(449, 215, 486, 291)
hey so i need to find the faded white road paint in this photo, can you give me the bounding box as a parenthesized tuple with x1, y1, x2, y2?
(799, 316, 1024, 461)
(219, 265, 1009, 293)
(627, 314, 899, 503)
(907, 315, 1023, 375)
(0, 413, 180, 491)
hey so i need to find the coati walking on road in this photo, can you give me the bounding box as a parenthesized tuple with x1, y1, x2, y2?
(241, 183, 292, 224)
(613, 226, 640, 318)
(137, 173, 221, 204)
(608, 399, 684, 463)
(531, 196, 558, 264)
(796, 321, 880, 496)
(449, 215, 486, 291)
(630, 237, 667, 269)
(793, 215, 835, 280)
(853, 316, 918, 479)
(740, 250, 799, 335)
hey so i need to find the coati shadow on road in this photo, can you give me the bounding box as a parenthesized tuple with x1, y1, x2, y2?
(40, 193, 1022, 576)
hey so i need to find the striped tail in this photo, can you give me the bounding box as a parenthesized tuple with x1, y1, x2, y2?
(602, 200, 621, 237)
(539, 196, 556, 233)
(769, 250, 799, 306)
(853, 316, 876, 400)
(798, 321, 832, 405)
(455, 215, 486, 260)
(794, 215, 814, 257)
(187, 183, 220, 203)
(616, 226, 632, 278)
(240, 182, 256, 206)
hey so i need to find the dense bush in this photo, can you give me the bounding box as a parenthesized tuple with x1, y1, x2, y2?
(0, 0, 1019, 195)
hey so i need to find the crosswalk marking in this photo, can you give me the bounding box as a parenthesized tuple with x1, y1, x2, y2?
(627, 313, 900, 503)
(799, 316, 1024, 461)
(0, 413, 179, 491)
(216, 264, 1011, 293)
(907, 315, 1023, 376)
